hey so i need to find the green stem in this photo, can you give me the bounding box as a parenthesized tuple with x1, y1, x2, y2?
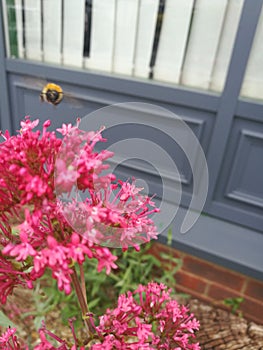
(79, 263, 87, 305)
(71, 265, 96, 336)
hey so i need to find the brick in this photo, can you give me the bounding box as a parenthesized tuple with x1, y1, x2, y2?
(176, 271, 207, 294)
(244, 278, 263, 301)
(175, 284, 213, 305)
(206, 283, 263, 324)
(207, 283, 241, 301)
(240, 296, 263, 325)
(149, 242, 183, 260)
(148, 244, 263, 325)
(183, 256, 245, 291)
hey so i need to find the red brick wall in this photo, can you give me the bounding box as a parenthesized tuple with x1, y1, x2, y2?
(150, 242, 263, 325)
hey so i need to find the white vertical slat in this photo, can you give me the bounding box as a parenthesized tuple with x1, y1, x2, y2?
(14, 0, 24, 58)
(113, 0, 139, 75)
(62, 0, 85, 67)
(2, 0, 10, 57)
(241, 6, 263, 100)
(43, 0, 62, 64)
(154, 0, 194, 84)
(86, 0, 116, 72)
(133, 0, 159, 78)
(24, 0, 42, 61)
(210, 0, 244, 92)
(181, 0, 228, 90)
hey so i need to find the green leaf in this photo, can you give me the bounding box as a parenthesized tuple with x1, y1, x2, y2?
(0, 311, 16, 328)
(88, 297, 101, 310)
(33, 315, 44, 331)
(167, 228, 173, 246)
(223, 297, 244, 314)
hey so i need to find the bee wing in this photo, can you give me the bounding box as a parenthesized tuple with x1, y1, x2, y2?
(62, 91, 84, 109)
(21, 77, 84, 109)
(20, 77, 48, 91)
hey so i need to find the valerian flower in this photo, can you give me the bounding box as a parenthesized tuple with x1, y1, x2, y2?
(0, 117, 200, 349)
(0, 327, 21, 349)
(94, 282, 200, 349)
(0, 117, 159, 301)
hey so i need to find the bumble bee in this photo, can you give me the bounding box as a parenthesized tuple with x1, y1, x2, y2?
(40, 83, 64, 106)
(21, 77, 83, 108)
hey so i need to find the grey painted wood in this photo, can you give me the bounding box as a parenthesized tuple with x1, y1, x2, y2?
(210, 117, 263, 230)
(237, 99, 263, 122)
(205, 0, 263, 208)
(6, 59, 220, 114)
(158, 205, 263, 280)
(203, 0, 263, 232)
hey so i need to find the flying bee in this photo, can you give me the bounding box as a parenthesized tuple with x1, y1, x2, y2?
(40, 82, 64, 106)
(21, 77, 83, 108)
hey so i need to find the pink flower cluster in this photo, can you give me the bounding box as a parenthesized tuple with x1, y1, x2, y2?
(0, 117, 158, 302)
(0, 117, 201, 349)
(93, 282, 200, 349)
(0, 283, 200, 349)
(55, 122, 159, 249)
(0, 327, 21, 350)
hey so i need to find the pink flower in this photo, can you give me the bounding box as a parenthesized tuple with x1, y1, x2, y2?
(119, 180, 144, 201)
(3, 240, 36, 261)
(95, 282, 200, 349)
(0, 327, 16, 343)
(55, 159, 79, 193)
(136, 318, 153, 342)
(68, 234, 93, 263)
(56, 123, 73, 135)
(20, 117, 39, 132)
(95, 247, 118, 275)
(0, 116, 159, 305)
(0, 116, 200, 350)
(0, 327, 21, 349)
(53, 268, 72, 295)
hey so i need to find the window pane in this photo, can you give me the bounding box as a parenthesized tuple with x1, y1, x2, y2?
(3, 0, 244, 94)
(241, 6, 263, 101)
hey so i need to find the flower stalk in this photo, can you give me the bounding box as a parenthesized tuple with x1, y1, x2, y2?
(70, 265, 96, 337)
(0, 117, 200, 349)
(79, 263, 87, 304)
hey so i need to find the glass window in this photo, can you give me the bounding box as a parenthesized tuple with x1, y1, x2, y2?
(240, 5, 263, 102)
(2, 0, 244, 94)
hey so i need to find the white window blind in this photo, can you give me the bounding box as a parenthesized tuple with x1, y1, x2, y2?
(241, 6, 263, 100)
(210, 0, 244, 92)
(43, 0, 62, 64)
(154, 0, 194, 84)
(87, 0, 115, 72)
(14, 0, 24, 58)
(181, 0, 229, 90)
(24, 0, 42, 61)
(62, 0, 85, 67)
(4, 0, 254, 98)
(133, 0, 159, 78)
(112, 0, 139, 75)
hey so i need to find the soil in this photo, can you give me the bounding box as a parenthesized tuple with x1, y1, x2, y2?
(1, 287, 263, 349)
